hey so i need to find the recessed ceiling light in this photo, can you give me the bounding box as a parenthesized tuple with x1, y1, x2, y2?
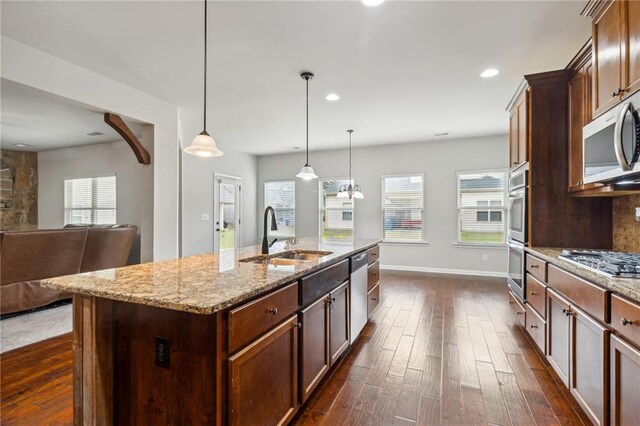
(480, 68, 500, 78)
(87, 131, 104, 136)
(361, 0, 385, 6)
(13, 143, 31, 147)
(325, 94, 340, 102)
(434, 132, 449, 137)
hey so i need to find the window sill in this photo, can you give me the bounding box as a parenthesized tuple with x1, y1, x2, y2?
(452, 242, 506, 249)
(381, 240, 430, 246)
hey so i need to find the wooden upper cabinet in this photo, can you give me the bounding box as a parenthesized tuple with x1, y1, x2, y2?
(568, 51, 591, 191)
(624, 0, 640, 97)
(507, 87, 529, 168)
(593, 0, 624, 116)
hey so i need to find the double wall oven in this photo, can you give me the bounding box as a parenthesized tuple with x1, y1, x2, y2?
(507, 163, 528, 301)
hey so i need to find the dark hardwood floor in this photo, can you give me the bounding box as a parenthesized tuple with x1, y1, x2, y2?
(0, 271, 589, 425)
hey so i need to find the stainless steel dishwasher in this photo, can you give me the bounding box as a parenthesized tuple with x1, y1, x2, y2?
(350, 251, 369, 343)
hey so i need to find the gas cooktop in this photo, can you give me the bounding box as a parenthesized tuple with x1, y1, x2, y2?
(559, 250, 640, 279)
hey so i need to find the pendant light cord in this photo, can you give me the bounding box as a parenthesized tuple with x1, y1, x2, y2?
(348, 131, 352, 182)
(203, 0, 208, 132)
(305, 76, 309, 166)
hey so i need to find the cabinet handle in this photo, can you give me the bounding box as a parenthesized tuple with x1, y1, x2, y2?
(530, 264, 539, 269)
(268, 307, 278, 315)
(612, 88, 624, 97)
(562, 308, 572, 317)
(294, 323, 303, 329)
(371, 297, 378, 301)
(530, 325, 538, 329)
(621, 317, 633, 326)
(509, 301, 514, 304)
(530, 291, 537, 296)
(516, 311, 524, 315)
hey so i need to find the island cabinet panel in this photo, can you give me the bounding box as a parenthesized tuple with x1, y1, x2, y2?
(228, 282, 298, 354)
(228, 315, 299, 426)
(610, 334, 640, 425)
(329, 281, 350, 365)
(570, 305, 609, 426)
(300, 259, 349, 306)
(112, 302, 217, 425)
(547, 289, 571, 386)
(300, 296, 329, 403)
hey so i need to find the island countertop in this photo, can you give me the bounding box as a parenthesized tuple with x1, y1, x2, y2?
(41, 238, 380, 315)
(526, 247, 640, 304)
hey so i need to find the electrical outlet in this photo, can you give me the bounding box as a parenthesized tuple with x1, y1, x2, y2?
(482, 254, 488, 261)
(636, 207, 640, 222)
(155, 336, 170, 368)
(200, 213, 210, 221)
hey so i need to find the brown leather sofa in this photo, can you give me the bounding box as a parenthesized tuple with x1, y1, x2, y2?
(0, 225, 137, 315)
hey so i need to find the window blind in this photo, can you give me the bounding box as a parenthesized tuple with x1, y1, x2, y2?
(265, 181, 296, 237)
(64, 175, 116, 225)
(456, 171, 507, 244)
(320, 179, 354, 241)
(382, 175, 424, 242)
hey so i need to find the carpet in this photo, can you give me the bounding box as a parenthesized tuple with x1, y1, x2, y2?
(0, 303, 73, 353)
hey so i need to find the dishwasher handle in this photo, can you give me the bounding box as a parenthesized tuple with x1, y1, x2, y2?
(350, 251, 369, 272)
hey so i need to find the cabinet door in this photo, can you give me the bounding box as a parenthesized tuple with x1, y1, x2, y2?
(329, 281, 350, 366)
(594, 0, 624, 116)
(610, 334, 640, 425)
(509, 109, 519, 168)
(568, 63, 588, 191)
(300, 295, 329, 403)
(547, 289, 571, 386)
(517, 91, 528, 165)
(228, 315, 299, 426)
(570, 306, 609, 426)
(625, 0, 640, 96)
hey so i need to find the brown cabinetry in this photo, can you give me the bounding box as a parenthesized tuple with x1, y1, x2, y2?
(368, 284, 380, 318)
(610, 293, 640, 348)
(526, 273, 547, 319)
(300, 296, 329, 403)
(547, 288, 571, 386)
(508, 89, 529, 168)
(329, 281, 350, 365)
(508, 290, 526, 328)
(228, 315, 299, 426)
(610, 334, 640, 425)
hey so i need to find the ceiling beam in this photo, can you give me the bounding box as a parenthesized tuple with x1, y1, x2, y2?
(104, 113, 151, 165)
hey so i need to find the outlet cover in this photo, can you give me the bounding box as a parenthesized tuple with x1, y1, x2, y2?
(200, 213, 210, 221)
(482, 254, 488, 261)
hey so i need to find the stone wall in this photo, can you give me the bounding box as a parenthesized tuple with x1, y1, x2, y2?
(0, 149, 38, 231)
(612, 194, 640, 253)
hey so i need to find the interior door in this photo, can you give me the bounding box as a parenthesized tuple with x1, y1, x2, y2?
(214, 175, 242, 252)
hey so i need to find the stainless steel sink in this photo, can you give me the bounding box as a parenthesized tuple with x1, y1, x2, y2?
(276, 251, 332, 261)
(239, 250, 333, 265)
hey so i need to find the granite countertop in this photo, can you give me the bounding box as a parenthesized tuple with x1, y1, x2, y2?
(526, 247, 640, 303)
(41, 238, 381, 315)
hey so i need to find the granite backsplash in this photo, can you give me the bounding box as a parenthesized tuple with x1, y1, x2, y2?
(612, 194, 640, 253)
(0, 149, 38, 231)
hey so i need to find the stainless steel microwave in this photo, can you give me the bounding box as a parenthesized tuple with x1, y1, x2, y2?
(583, 91, 640, 184)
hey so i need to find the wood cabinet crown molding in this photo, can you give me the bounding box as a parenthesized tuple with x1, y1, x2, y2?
(582, 0, 612, 19)
(566, 39, 593, 72)
(505, 79, 529, 112)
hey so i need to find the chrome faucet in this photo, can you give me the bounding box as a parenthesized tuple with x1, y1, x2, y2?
(262, 206, 278, 254)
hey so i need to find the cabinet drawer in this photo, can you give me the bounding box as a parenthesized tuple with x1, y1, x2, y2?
(368, 283, 380, 317)
(526, 273, 547, 319)
(508, 291, 526, 327)
(367, 245, 379, 265)
(525, 254, 547, 283)
(367, 261, 379, 291)
(228, 282, 299, 354)
(300, 260, 349, 307)
(525, 303, 546, 354)
(610, 294, 640, 348)
(547, 264, 609, 323)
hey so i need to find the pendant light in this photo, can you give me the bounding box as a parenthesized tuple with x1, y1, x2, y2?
(296, 72, 318, 180)
(184, 0, 223, 158)
(337, 130, 364, 199)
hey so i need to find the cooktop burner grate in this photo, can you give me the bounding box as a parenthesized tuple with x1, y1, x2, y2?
(559, 250, 640, 279)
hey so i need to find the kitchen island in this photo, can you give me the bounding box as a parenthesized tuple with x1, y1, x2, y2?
(42, 238, 381, 425)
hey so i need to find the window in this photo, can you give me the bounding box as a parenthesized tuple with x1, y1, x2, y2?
(264, 181, 295, 237)
(320, 179, 354, 241)
(64, 175, 116, 225)
(381, 174, 424, 242)
(456, 170, 507, 244)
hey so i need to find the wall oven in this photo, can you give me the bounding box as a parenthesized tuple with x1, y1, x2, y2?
(583, 90, 640, 184)
(507, 240, 525, 301)
(508, 163, 528, 244)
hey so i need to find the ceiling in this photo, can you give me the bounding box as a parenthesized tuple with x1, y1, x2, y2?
(0, 1, 591, 155)
(0, 79, 145, 152)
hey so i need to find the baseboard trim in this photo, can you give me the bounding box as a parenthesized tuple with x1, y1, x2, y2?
(380, 264, 508, 278)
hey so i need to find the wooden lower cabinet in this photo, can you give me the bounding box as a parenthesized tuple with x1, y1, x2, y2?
(570, 305, 609, 426)
(300, 296, 329, 403)
(329, 281, 350, 365)
(228, 315, 299, 426)
(547, 289, 571, 386)
(610, 334, 640, 426)
(368, 284, 380, 318)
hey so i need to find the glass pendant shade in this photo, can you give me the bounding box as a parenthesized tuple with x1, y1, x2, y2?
(296, 164, 318, 180)
(185, 131, 223, 158)
(337, 183, 364, 199)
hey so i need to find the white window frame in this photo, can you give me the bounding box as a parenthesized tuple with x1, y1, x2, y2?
(381, 173, 426, 244)
(64, 174, 117, 226)
(318, 178, 355, 242)
(264, 180, 296, 238)
(455, 169, 507, 247)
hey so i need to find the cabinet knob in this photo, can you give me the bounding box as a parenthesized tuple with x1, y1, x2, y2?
(268, 307, 278, 315)
(621, 317, 633, 326)
(612, 88, 625, 97)
(530, 291, 537, 296)
(530, 324, 538, 329)
(530, 264, 539, 269)
(516, 311, 524, 315)
(294, 323, 303, 329)
(562, 308, 572, 317)
(371, 297, 378, 301)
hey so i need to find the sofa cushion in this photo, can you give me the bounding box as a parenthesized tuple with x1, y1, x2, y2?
(81, 225, 137, 272)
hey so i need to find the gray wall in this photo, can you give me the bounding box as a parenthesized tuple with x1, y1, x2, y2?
(181, 148, 258, 257)
(258, 135, 508, 276)
(38, 138, 154, 261)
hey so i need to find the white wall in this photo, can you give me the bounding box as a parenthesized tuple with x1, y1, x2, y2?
(1, 36, 179, 260)
(258, 135, 508, 276)
(181, 148, 258, 256)
(38, 139, 154, 262)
